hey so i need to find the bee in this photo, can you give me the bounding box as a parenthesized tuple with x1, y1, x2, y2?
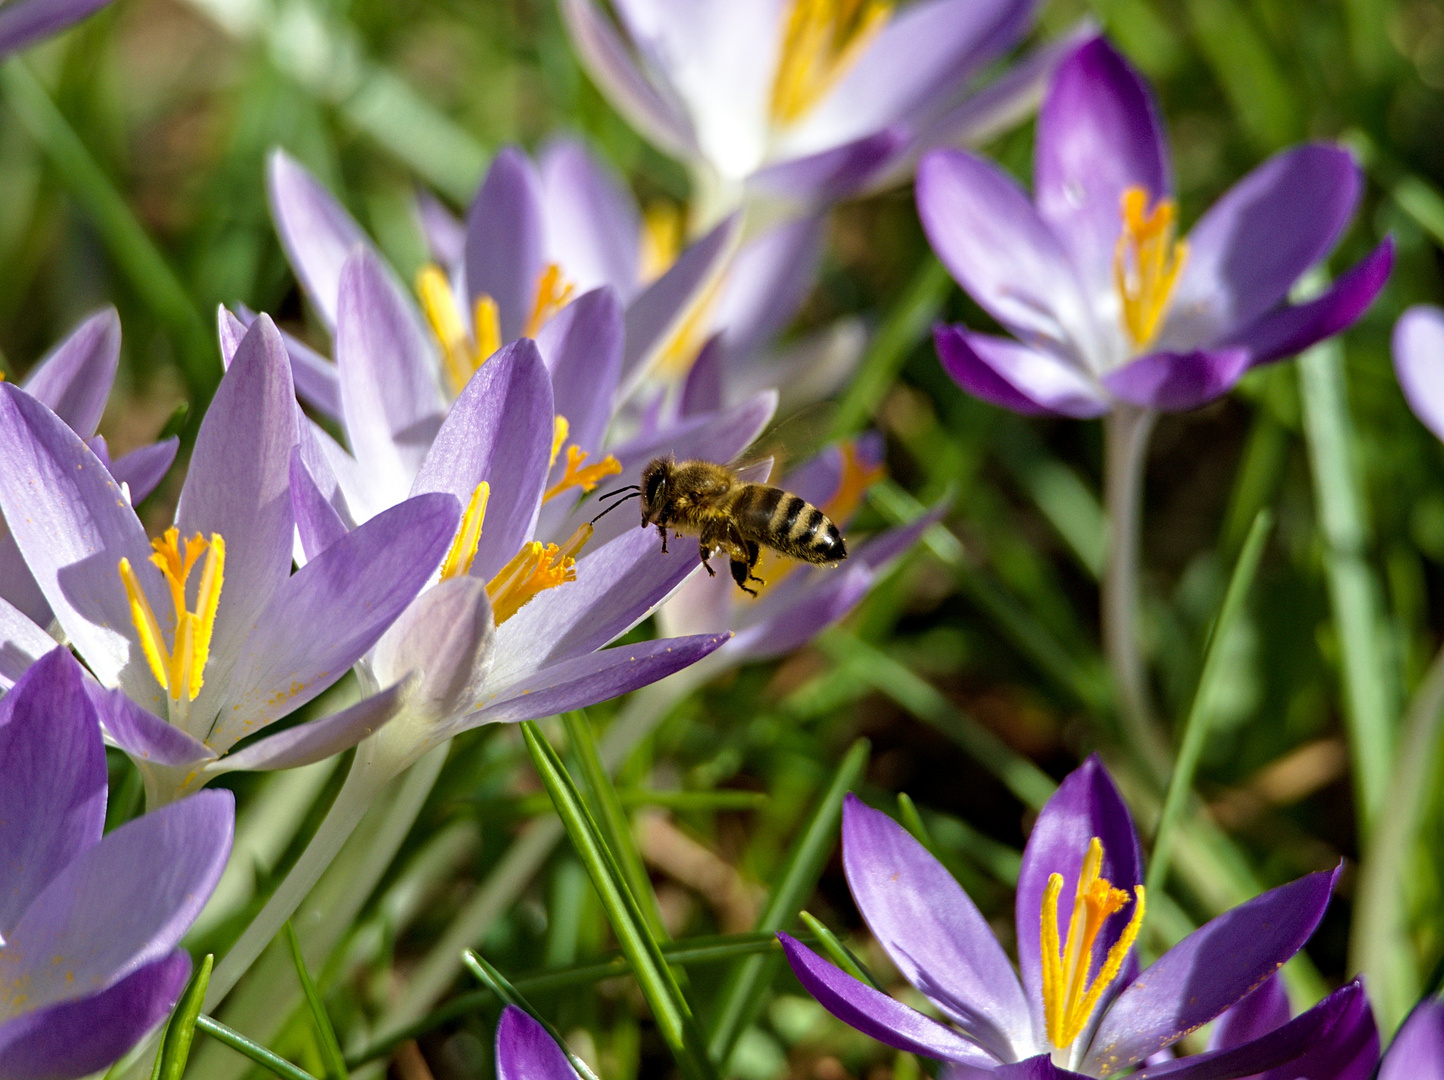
(593, 457, 846, 596)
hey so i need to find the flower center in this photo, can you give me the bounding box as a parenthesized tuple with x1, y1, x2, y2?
(119, 527, 226, 705)
(487, 523, 593, 624)
(1113, 187, 1188, 351)
(1039, 837, 1146, 1052)
(770, 0, 891, 125)
(543, 416, 623, 504)
(640, 201, 684, 284)
(524, 264, 576, 339)
(419, 265, 501, 398)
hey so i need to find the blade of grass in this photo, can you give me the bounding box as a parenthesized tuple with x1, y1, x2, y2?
(561, 710, 669, 940)
(706, 738, 870, 1068)
(521, 721, 719, 1080)
(1146, 510, 1272, 897)
(193, 1016, 319, 1080)
(282, 923, 348, 1079)
(151, 954, 213, 1080)
(797, 912, 884, 991)
(895, 793, 935, 852)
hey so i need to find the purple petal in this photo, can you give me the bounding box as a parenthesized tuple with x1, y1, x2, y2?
(230, 303, 343, 420)
(1085, 868, 1338, 1073)
(335, 247, 446, 499)
(470, 633, 728, 729)
(1017, 756, 1142, 1042)
(0, 789, 231, 1015)
(0, 536, 50, 632)
(370, 575, 496, 723)
(0, 952, 190, 1080)
(210, 678, 410, 773)
(465, 147, 547, 341)
(1138, 980, 1376, 1080)
(1206, 974, 1290, 1052)
(19, 307, 120, 438)
(86, 680, 214, 769)
(621, 213, 740, 389)
(1163, 145, 1363, 348)
(556, 0, 698, 161)
(497, 1005, 580, 1080)
(657, 561, 734, 639)
(537, 286, 624, 456)
(108, 438, 178, 506)
(0, 596, 56, 691)
(1102, 346, 1249, 412)
(841, 795, 1032, 1058)
(916, 150, 1097, 356)
(416, 187, 466, 268)
(1227, 239, 1393, 367)
(713, 217, 825, 357)
(176, 314, 298, 677)
(1381, 998, 1444, 1080)
(851, 501, 947, 572)
(290, 446, 350, 561)
(935, 326, 1108, 418)
(539, 138, 642, 300)
(727, 564, 875, 662)
(748, 130, 907, 205)
(204, 492, 460, 751)
(411, 338, 553, 581)
(0, 383, 155, 690)
(267, 149, 374, 330)
(296, 419, 359, 533)
(779, 933, 998, 1066)
(680, 335, 724, 417)
(0, 650, 106, 933)
(1034, 36, 1170, 296)
(0, 0, 114, 58)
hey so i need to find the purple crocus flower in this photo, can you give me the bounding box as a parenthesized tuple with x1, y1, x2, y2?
(1392, 305, 1444, 442)
(0, 0, 114, 58)
(1, 308, 179, 643)
(0, 313, 460, 805)
(916, 36, 1392, 417)
(781, 756, 1364, 1077)
(0, 648, 232, 1078)
(496, 1005, 582, 1080)
(558, 0, 1057, 210)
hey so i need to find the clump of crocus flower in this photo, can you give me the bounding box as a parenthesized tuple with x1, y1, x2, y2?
(782, 756, 1367, 1077)
(0, 648, 232, 1078)
(916, 35, 1391, 418)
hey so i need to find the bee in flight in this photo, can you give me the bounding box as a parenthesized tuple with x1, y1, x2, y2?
(592, 457, 846, 596)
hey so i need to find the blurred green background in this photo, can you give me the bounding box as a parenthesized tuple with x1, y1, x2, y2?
(5, 0, 1444, 1075)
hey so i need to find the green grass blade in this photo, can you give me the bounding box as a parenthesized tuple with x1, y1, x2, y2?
(798, 912, 883, 991)
(282, 922, 348, 1080)
(706, 738, 870, 1068)
(521, 721, 719, 1080)
(151, 954, 213, 1080)
(193, 1016, 319, 1080)
(1146, 509, 1272, 897)
(895, 793, 935, 852)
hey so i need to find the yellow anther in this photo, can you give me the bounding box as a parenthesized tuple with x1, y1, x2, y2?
(474, 295, 501, 365)
(440, 482, 490, 581)
(1114, 187, 1188, 350)
(653, 274, 724, 379)
(1039, 837, 1146, 1050)
(418, 265, 502, 398)
(640, 202, 684, 284)
(486, 523, 593, 624)
(118, 529, 225, 703)
(770, 0, 892, 125)
(524, 263, 576, 339)
(550, 415, 571, 471)
(545, 445, 624, 504)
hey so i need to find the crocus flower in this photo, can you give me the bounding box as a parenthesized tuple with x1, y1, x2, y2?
(0, 313, 460, 805)
(0, 648, 232, 1078)
(496, 1005, 583, 1080)
(1379, 997, 1444, 1079)
(1, 307, 179, 634)
(781, 756, 1365, 1077)
(559, 0, 1054, 212)
(0, 0, 114, 58)
(1392, 305, 1444, 442)
(917, 36, 1392, 417)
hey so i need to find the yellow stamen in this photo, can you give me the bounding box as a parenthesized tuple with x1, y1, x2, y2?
(550, 415, 571, 472)
(640, 202, 684, 284)
(652, 273, 724, 379)
(486, 523, 593, 625)
(418, 264, 504, 397)
(440, 482, 491, 581)
(119, 529, 226, 703)
(524, 263, 576, 339)
(545, 445, 623, 503)
(770, 0, 892, 125)
(474, 295, 501, 365)
(1113, 187, 1188, 350)
(1039, 837, 1146, 1050)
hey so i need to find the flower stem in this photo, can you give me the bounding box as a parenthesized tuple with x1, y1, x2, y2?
(1102, 404, 1171, 784)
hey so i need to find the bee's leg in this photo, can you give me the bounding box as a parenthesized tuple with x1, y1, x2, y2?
(656, 524, 669, 553)
(729, 557, 758, 596)
(699, 541, 717, 577)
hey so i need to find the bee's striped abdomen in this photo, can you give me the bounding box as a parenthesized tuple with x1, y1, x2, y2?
(731, 484, 846, 564)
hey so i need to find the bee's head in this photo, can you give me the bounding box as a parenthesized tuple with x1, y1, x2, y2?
(638, 458, 673, 524)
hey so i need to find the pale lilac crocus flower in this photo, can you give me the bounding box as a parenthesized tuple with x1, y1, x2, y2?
(0, 648, 232, 1078)
(1392, 305, 1444, 443)
(0, 313, 460, 806)
(916, 35, 1392, 418)
(1, 308, 178, 664)
(1378, 997, 1444, 1079)
(558, 0, 1057, 217)
(782, 757, 1365, 1077)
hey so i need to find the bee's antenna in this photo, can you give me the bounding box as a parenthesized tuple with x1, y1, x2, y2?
(596, 484, 640, 502)
(590, 491, 641, 524)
